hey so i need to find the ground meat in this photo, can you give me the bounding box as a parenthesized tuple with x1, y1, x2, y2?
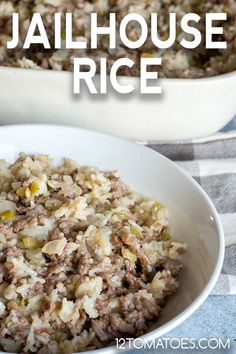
(41, 299, 57, 317)
(5, 246, 23, 258)
(111, 181, 129, 200)
(7, 191, 19, 203)
(92, 317, 112, 342)
(124, 259, 136, 273)
(125, 272, 147, 289)
(13, 216, 38, 233)
(110, 232, 123, 250)
(77, 254, 91, 276)
(58, 219, 79, 238)
(137, 297, 161, 321)
(160, 259, 183, 277)
(93, 296, 161, 342)
(44, 273, 67, 292)
(37, 348, 49, 354)
(32, 281, 44, 294)
(0, 309, 29, 340)
(49, 226, 62, 241)
(47, 263, 64, 276)
(92, 313, 136, 342)
(99, 256, 127, 296)
(0, 223, 13, 235)
(95, 298, 111, 317)
(109, 313, 136, 335)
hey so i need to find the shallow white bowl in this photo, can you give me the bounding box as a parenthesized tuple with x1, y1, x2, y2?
(0, 67, 235, 141)
(0, 124, 224, 354)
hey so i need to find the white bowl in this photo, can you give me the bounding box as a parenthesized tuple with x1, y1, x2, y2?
(0, 67, 235, 141)
(0, 124, 224, 354)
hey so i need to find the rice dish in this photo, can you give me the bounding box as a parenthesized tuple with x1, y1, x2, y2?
(0, 153, 187, 353)
(0, 0, 235, 78)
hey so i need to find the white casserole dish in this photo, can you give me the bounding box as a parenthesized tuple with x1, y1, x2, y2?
(0, 124, 224, 354)
(0, 67, 235, 141)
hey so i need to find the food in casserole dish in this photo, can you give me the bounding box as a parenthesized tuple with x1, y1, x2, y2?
(0, 0, 235, 78)
(0, 154, 187, 353)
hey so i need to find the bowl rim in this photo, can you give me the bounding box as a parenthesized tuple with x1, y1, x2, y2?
(0, 124, 225, 354)
(0, 65, 235, 85)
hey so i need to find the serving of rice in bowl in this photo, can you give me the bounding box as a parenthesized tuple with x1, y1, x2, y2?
(0, 125, 224, 354)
